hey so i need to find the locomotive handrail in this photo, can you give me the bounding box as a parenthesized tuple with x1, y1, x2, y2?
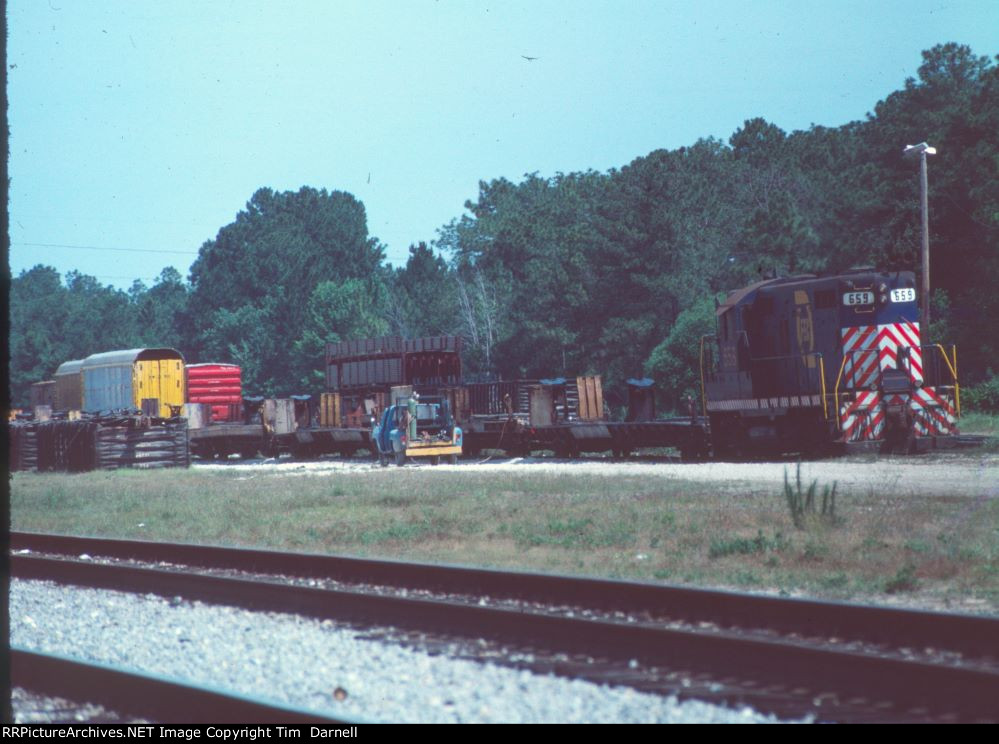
(746, 351, 821, 363)
(704, 340, 830, 419)
(952, 344, 960, 417)
(840, 343, 958, 385)
(833, 354, 849, 432)
(929, 344, 961, 417)
(831, 343, 960, 428)
(818, 354, 828, 421)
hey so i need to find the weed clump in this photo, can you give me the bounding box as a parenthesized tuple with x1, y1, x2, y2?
(784, 462, 837, 528)
(885, 563, 920, 594)
(709, 529, 788, 559)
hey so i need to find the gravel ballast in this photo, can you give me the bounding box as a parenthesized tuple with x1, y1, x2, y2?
(11, 579, 797, 723)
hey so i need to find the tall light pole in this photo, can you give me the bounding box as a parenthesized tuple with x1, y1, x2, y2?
(903, 142, 936, 327)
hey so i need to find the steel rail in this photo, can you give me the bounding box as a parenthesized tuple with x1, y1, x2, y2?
(11, 550, 999, 722)
(10, 647, 355, 724)
(12, 531, 999, 659)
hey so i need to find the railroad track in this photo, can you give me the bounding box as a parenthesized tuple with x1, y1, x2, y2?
(11, 531, 999, 723)
(10, 648, 351, 724)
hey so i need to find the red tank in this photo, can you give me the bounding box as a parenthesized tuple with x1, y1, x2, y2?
(186, 363, 242, 422)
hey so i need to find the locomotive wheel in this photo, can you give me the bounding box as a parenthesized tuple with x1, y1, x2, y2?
(708, 414, 745, 461)
(431, 456, 440, 466)
(679, 444, 708, 462)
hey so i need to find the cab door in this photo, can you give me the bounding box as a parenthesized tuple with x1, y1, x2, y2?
(159, 358, 184, 416)
(134, 360, 160, 411)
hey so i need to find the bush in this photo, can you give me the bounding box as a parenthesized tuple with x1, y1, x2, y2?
(644, 295, 721, 412)
(963, 373, 999, 413)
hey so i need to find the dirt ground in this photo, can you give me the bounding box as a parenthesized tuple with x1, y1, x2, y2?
(195, 451, 999, 499)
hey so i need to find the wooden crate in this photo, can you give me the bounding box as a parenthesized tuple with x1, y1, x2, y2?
(576, 376, 604, 421)
(320, 392, 342, 428)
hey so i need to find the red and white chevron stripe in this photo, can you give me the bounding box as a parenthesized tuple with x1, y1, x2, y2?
(910, 386, 958, 436)
(841, 325, 880, 389)
(843, 387, 957, 440)
(839, 390, 884, 442)
(876, 321, 923, 384)
(841, 322, 922, 389)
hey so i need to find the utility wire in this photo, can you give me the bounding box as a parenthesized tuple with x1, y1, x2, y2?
(11, 241, 198, 255)
(943, 194, 999, 232)
(94, 276, 160, 281)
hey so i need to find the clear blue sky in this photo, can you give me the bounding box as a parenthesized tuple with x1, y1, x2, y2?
(7, 0, 998, 288)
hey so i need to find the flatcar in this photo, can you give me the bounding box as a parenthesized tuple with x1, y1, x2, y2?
(702, 269, 960, 456)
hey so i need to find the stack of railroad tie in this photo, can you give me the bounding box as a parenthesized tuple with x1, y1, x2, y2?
(9, 412, 190, 472)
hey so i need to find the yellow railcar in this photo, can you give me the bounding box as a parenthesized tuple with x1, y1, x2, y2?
(80, 348, 186, 417)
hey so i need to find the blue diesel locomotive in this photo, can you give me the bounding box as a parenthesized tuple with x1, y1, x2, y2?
(702, 269, 960, 456)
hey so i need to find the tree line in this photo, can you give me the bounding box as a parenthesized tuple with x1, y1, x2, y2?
(9, 44, 999, 411)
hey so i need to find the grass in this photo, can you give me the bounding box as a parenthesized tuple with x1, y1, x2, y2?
(959, 412, 999, 446)
(10, 460, 999, 613)
(884, 563, 920, 594)
(708, 530, 789, 559)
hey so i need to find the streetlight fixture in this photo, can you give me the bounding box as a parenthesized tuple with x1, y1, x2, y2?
(903, 142, 937, 327)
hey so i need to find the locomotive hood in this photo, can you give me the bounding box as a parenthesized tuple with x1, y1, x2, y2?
(716, 278, 778, 317)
